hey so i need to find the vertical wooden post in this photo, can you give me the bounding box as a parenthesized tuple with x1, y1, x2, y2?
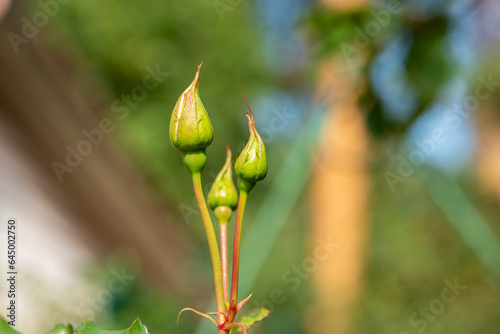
(307, 51, 370, 333)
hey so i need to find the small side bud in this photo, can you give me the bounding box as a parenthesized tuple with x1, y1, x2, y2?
(208, 145, 238, 221)
(235, 96, 267, 191)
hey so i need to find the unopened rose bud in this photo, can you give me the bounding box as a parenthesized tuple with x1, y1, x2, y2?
(235, 96, 267, 192)
(208, 145, 238, 221)
(169, 63, 214, 174)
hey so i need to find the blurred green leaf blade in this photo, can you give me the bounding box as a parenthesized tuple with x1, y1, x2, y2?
(229, 307, 271, 333)
(46, 324, 73, 334)
(75, 318, 148, 334)
(0, 318, 22, 334)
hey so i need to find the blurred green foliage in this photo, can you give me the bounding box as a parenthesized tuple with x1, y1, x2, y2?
(356, 165, 500, 334)
(306, 2, 456, 135)
(41, 0, 275, 207)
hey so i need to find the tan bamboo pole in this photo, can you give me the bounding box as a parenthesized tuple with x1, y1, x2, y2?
(307, 1, 370, 329)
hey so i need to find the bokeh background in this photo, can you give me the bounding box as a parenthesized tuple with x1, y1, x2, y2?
(1, 0, 500, 333)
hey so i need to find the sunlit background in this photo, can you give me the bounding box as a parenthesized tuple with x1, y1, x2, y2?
(1, 0, 500, 333)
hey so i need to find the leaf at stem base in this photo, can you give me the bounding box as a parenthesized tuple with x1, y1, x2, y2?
(229, 307, 271, 333)
(75, 318, 148, 334)
(0, 318, 22, 334)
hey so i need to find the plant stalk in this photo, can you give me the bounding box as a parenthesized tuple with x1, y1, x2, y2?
(191, 172, 226, 326)
(220, 221, 229, 304)
(228, 190, 248, 321)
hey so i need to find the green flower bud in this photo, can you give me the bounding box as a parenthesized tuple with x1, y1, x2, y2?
(208, 145, 238, 222)
(169, 63, 213, 152)
(235, 96, 267, 189)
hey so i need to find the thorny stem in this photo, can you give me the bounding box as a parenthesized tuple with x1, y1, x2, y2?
(228, 190, 248, 322)
(220, 221, 229, 304)
(191, 172, 226, 327)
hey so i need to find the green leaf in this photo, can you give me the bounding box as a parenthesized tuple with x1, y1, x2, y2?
(46, 324, 73, 334)
(0, 317, 22, 334)
(229, 308, 271, 333)
(75, 318, 148, 334)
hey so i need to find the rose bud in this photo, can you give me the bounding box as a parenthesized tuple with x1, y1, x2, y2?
(235, 96, 267, 192)
(169, 63, 213, 174)
(208, 145, 238, 222)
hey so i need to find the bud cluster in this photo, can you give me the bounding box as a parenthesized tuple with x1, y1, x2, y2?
(169, 63, 267, 193)
(169, 63, 270, 332)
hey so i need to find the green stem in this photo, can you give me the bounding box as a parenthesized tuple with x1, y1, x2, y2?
(220, 221, 229, 304)
(192, 172, 226, 326)
(228, 190, 248, 321)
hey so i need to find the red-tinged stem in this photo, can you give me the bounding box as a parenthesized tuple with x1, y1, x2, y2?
(191, 172, 226, 326)
(228, 190, 248, 322)
(220, 221, 229, 304)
